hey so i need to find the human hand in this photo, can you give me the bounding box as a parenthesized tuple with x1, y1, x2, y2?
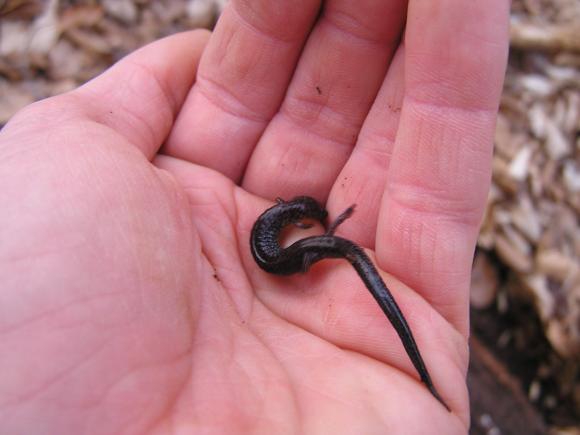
(0, 1, 509, 433)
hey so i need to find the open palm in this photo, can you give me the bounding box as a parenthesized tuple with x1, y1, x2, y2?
(0, 1, 509, 434)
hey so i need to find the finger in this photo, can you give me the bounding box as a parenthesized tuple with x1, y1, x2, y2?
(377, 0, 510, 335)
(326, 45, 406, 248)
(70, 30, 210, 159)
(163, 0, 322, 181)
(242, 0, 407, 201)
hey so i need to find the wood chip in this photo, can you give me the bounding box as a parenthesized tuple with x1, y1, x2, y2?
(510, 20, 580, 53)
(0, 0, 44, 20)
(493, 155, 521, 195)
(495, 233, 533, 273)
(65, 27, 112, 55)
(186, 0, 217, 28)
(544, 118, 571, 160)
(521, 273, 555, 319)
(103, 0, 139, 24)
(471, 252, 500, 309)
(536, 250, 579, 282)
(511, 195, 543, 242)
(0, 21, 31, 56)
(547, 320, 579, 359)
(508, 145, 534, 181)
(563, 161, 580, 193)
(520, 73, 555, 96)
(59, 5, 105, 31)
(28, 0, 59, 54)
(0, 79, 34, 124)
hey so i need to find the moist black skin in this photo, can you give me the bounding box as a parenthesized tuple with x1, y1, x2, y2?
(250, 196, 450, 411)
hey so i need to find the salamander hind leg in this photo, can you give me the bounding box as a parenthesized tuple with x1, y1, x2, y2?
(326, 205, 356, 235)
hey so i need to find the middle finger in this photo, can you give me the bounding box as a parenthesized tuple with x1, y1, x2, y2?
(243, 0, 407, 201)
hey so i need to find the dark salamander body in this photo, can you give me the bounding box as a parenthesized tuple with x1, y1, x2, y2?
(250, 196, 450, 411)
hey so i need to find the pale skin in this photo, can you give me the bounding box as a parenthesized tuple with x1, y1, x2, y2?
(0, 1, 509, 434)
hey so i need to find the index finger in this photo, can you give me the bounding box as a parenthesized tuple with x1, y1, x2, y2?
(163, 0, 322, 181)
